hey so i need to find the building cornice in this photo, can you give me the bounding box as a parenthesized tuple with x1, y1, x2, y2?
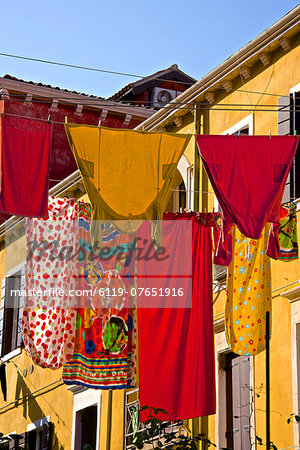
(0, 77, 153, 120)
(135, 5, 300, 131)
(281, 282, 300, 303)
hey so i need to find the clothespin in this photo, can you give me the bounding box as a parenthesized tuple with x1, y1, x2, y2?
(65, 116, 68, 124)
(98, 119, 101, 128)
(47, 114, 51, 124)
(142, 126, 145, 132)
(0, 99, 4, 116)
(294, 129, 297, 137)
(186, 129, 190, 136)
(238, 130, 241, 139)
(269, 130, 271, 139)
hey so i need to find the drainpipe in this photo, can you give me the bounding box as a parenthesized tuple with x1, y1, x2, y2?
(187, 164, 194, 211)
(193, 105, 201, 212)
(106, 390, 112, 450)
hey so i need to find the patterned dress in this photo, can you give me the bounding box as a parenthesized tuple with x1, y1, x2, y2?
(62, 203, 137, 388)
(225, 225, 272, 355)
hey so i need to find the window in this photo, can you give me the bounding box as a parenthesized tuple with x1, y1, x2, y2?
(1, 422, 53, 449)
(278, 92, 300, 202)
(218, 352, 251, 450)
(212, 114, 254, 285)
(221, 113, 254, 137)
(296, 322, 300, 443)
(281, 286, 300, 444)
(166, 169, 187, 213)
(124, 388, 183, 449)
(0, 264, 25, 359)
(68, 386, 101, 450)
(74, 405, 97, 450)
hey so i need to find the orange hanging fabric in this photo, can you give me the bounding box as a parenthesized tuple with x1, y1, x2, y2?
(65, 124, 191, 243)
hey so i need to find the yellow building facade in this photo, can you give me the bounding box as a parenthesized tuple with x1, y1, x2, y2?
(136, 5, 300, 450)
(1, 5, 300, 450)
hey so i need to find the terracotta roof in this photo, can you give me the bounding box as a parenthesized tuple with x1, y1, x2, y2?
(3, 74, 104, 99)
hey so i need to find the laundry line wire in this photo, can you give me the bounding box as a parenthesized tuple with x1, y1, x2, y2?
(1, 93, 299, 111)
(2, 111, 300, 131)
(0, 51, 296, 101)
(170, 188, 214, 194)
(48, 179, 214, 195)
(0, 51, 197, 86)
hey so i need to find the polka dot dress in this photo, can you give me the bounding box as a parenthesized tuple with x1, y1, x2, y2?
(22, 196, 78, 369)
(225, 225, 272, 356)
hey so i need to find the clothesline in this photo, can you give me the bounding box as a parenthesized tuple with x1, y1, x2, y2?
(170, 188, 214, 194)
(2, 94, 299, 108)
(2, 104, 300, 116)
(2, 112, 298, 138)
(0, 50, 293, 98)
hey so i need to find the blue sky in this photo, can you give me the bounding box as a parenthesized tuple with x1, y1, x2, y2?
(0, 0, 299, 98)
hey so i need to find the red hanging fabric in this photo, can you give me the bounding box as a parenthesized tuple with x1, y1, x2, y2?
(0, 116, 51, 217)
(138, 213, 215, 422)
(196, 135, 299, 241)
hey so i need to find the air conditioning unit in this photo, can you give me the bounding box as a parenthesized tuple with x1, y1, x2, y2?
(152, 87, 177, 108)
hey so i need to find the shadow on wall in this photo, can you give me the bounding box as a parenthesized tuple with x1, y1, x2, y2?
(15, 372, 46, 422)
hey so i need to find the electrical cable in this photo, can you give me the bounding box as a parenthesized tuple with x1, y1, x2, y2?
(0, 52, 195, 86)
(0, 51, 295, 100)
(3, 108, 300, 131)
(0, 92, 295, 108)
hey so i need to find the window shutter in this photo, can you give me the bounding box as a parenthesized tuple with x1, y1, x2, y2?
(17, 432, 28, 449)
(229, 355, 251, 450)
(41, 422, 53, 450)
(9, 274, 19, 354)
(231, 358, 242, 450)
(278, 94, 293, 136)
(1, 277, 16, 356)
(0, 278, 6, 356)
(278, 94, 293, 202)
(296, 323, 300, 441)
(9, 438, 16, 449)
(293, 92, 300, 198)
(16, 267, 25, 348)
(240, 356, 251, 449)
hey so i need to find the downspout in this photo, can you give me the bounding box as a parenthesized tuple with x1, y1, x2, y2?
(194, 102, 210, 449)
(193, 104, 201, 211)
(195, 103, 209, 213)
(106, 390, 112, 450)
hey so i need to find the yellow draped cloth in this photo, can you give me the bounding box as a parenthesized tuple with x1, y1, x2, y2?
(65, 124, 191, 243)
(225, 225, 272, 356)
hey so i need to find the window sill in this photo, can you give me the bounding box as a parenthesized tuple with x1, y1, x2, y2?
(1, 347, 22, 363)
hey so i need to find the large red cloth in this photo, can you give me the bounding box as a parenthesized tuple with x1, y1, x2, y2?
(138, 213, 215, 422)
(196, 135, 299, 240)
(0, 116, 51, 217)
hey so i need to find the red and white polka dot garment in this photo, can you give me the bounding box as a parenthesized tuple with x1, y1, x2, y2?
(22, 196, 79, 369)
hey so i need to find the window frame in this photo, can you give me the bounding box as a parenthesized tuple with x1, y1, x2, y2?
(26, 416, 51, 450)
(67, 385, 101, 450)
(281, 286, 300, 445)
(290, 83, 300, 203)
(0, 262, 25, 361)
(124, 388, 184, 450)
(215, 326, 255, 449)
(212, 114, 254, 286)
